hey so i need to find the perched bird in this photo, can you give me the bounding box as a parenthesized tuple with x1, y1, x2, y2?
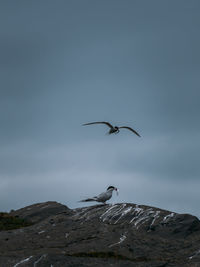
(82, 121, 141, 137)
(79, 186, 119, 204)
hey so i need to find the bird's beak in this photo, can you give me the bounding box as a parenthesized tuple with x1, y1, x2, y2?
(115, 188, 119, 196)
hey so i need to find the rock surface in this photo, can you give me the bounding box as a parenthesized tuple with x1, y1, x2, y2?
(1, 201, 200, 266)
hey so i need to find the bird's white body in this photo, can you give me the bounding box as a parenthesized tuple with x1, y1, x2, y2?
(79, 186, 118, 204)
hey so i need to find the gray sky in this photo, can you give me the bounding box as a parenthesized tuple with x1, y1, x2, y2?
(0, 0, 200, 217)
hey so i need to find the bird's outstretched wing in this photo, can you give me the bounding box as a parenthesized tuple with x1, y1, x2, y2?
(82, 121, 113, 129)
(118, 126, 141, 137)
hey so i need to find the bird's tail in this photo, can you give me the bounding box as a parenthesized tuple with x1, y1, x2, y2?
(78, 198, 96, 202)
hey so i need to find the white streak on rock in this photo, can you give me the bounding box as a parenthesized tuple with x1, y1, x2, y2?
(109, 234, 127, 247)
(33, 254, 47, 267)
(150, 211, 160, 227)
(65, 233, 69, 238)
(74, 206, 103, 221)
(100, 205, 119, 222)
(163, 212, 175, 222)
(133, 211, 149, 228)
(189, 249, 200, 260)
(129, 207, 161, 229)
(13, 256, 33, 267)
(109, 204, 127, 223)
(129, 207, 144, 224)
(38, 230, 45, 234)
(114, 206, 133, 224)
(100, 204, 162, 229)
(40, 204, 50, 209)
(120, 234, 127, 243)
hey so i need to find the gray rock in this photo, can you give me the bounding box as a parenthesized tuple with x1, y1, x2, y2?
(1, 201, 200, 266)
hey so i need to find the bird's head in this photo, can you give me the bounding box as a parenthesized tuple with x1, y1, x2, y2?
(107, 186, 119, 195)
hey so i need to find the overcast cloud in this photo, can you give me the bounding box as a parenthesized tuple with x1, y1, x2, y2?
(0, 0, 200, 217)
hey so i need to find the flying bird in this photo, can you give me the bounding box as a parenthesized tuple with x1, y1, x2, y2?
(82, 121, 141, 137)
(79, 186, 119, 204)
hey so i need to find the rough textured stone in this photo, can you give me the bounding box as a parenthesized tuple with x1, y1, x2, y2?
(0, 201, 200, 266)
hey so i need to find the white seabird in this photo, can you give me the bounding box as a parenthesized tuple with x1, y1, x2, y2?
(79, 186, 119, 204)
(82, 121, 141, 137)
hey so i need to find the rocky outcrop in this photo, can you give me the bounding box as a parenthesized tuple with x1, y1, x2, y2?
(1, 201, 200, 266)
